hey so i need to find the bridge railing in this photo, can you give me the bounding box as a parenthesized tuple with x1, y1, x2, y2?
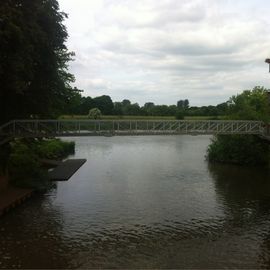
(0, 120, 266, 140)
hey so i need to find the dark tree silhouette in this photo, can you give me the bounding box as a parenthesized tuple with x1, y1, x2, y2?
(0, 0, 75, 123)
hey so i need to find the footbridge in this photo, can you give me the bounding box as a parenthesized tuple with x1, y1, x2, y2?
(0, 119, 268, 145)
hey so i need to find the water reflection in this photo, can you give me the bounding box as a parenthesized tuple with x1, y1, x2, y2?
(208, 163, 270, 268)
(1, 136, 270, 268)
(209, 163, 270, 219)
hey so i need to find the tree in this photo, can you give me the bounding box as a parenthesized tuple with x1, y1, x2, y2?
(81, 96, 95, 115)
(216, 102, 229, 115)
(113, 102, 123, 115)
(65, 87, 83, 115)
(177, 100, 184, 109)
(151, 105, 171, 116)
(124, 103, 142, 115)
(0, 0, 75, 123)
(184, 99, 189, 109)
(207, 86, 270, 166)
(227, 86, 270, 122)
(88, 108, 101, 119)
(122, 99, 131, 107)
(93, 95, 114, 115)
(177, 99, 189, 110)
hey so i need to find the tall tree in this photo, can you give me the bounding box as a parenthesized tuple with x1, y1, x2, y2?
(113, 102, 123, 115)
(227, 86, 270, 121)
(177, 99, 189, 110)
(0, 0, 75, 123)
(93, 95, 114, 115)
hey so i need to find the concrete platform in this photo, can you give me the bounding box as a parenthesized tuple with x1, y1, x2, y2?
(49, 159, 86, 181)
(0, 188, 33, 216)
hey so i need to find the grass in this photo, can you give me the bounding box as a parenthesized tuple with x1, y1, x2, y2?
(59, 115, 224, 120)
(184, 115, 224, 120)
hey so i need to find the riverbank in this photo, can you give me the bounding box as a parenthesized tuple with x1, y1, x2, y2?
(0, 186, 33, 216)
(0, 175, 9, 191)
(0, 174, 33, 217)
(207, 134, 270, 166)
(0, 138, 75, 216)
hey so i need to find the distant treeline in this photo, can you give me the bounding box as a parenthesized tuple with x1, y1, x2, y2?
(66, 90, 229, 117)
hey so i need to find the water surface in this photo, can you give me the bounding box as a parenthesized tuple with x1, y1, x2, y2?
(1, 135, 270, 268)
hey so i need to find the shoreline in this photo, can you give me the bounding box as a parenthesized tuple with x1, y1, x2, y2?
(0, 176, 33, 217)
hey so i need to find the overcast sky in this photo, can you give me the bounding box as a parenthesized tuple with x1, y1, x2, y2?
(58, 0, 270, 106)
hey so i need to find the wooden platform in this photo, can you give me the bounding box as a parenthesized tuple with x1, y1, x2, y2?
(40, 158, 62, 168)
(49, 159, 86, 181)
(0, 188, 33, 216)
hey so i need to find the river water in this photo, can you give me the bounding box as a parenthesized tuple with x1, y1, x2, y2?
(1, 135, 270, 269)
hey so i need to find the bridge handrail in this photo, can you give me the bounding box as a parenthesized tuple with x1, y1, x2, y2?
(0, 119, 267, 141)
(0, 120, 15, 130)
(9, 119, 264, 125)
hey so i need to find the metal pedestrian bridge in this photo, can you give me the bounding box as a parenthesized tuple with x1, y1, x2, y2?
(0, 119, 267, 145)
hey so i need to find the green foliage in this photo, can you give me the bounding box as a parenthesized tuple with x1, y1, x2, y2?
(93, 95, 114, 115)
(207, 135, 269, 166)
(0, 0, 75, 123)
(177, 99, 189, 110)
(88, 108, 102, 119)
(34, 139, 75, 159)
(113, 102, 124, 115)
(227, 86, 270, 122)
(59, 91, 230, 118)
(8, 141, 49, 190)
(7, 138, 75, 190)
(175, 110, 185, 120)
(207, 86, 270, 166)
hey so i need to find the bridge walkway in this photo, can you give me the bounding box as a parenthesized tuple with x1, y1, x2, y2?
(0, 119, 268, 145)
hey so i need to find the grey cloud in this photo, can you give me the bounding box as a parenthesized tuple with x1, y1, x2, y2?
(59, 0, 270, 106)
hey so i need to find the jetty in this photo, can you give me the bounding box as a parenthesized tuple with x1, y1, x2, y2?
(49, 159, 86, 181)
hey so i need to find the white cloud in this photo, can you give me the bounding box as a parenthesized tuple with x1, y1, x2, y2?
(58, 0, 270, 106)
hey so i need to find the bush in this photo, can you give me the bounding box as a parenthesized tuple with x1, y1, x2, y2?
(88, 108, 101, 119)
(175, 110, 185, 120)
(7, 138, 75, 190)
(207, 135, 270, 166)
(35, 139, 75, 159)
(8, 142, 49, 190)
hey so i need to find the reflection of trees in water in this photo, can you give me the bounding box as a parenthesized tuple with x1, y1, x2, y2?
(0, 187, 80, 269)
(208, 163, 270, 268)
(208, 163, 270, 215)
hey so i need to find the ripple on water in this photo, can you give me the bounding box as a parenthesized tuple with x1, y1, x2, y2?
(1, 136, 270, 269)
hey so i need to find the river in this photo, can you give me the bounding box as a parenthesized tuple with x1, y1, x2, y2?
(1, 135, 270, 269)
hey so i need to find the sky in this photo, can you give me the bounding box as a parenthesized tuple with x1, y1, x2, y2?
(58, 0, 270, 106)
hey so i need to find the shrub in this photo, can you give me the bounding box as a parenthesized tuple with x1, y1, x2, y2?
(35, 139, 75, 159)
(88, 108, 101, 119)
(207, 135, 269, 166)
(7, 138, 75, 190)
(175, 110, 185, 120)
(8, 141, 49, 190)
